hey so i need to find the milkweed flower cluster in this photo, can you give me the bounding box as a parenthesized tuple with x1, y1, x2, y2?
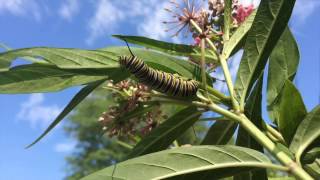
(98, 80, 165, 138)
(163, 0, 255, 51)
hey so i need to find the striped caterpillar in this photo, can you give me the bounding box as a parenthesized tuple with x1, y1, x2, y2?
(119, 44, 199, 97)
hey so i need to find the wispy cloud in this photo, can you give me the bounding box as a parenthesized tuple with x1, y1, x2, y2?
(54, 140, 77, 153)
(86, 0, 125, 45)
(292, 0, 320, 25)
(17, 93, 61, 129)
(0, 0, 41, 21)
(86, 0, 179, 45)
(58, 0, 80, 22)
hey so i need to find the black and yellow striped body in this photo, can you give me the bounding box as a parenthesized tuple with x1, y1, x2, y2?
(119, 55, 199, 97)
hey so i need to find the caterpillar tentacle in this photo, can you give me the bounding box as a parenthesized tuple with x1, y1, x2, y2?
(119, 55, 199, 97)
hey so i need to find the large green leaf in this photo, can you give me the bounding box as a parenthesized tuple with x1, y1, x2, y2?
(235, 73, 267, 180)
(273, 80, 307, 144)
(0, 46, 213, 93)
(201, 121, 237, 145)
(82, 146, 277, 180)
(222, 11, 257, 59)
(0, 47, 119, 70)
(112, 35, 218, 62)
(127, 106, 201, 158)
(267, 27, 299, 121)
(290, 105, 320, 164)
(26, 80, 106, 148)
(0, 64, 116, 94)
(234, 0, 296, 107)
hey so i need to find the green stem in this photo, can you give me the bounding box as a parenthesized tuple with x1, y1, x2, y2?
(199, 117, 233, 122)
(116, 140, 133, 150)
(201, 102, 313, 180)
(200, 38, 208, 98)
(190, 19, 240, 112)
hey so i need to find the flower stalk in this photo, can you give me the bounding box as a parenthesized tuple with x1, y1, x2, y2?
(190, 19, 240, 112)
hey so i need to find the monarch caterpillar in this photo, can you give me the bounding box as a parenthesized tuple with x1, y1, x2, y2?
(119, 43, 199, 97)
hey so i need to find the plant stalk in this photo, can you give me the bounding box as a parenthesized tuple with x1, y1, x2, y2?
(201, 102, 314, 180)
(200, 38, 208, 98)
(190, 19, 240, 112)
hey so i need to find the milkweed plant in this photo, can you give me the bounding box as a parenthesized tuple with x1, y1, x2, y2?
(1, 0, 319, 179)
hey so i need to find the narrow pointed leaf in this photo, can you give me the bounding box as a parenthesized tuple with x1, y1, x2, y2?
(290, 105, 320, 163)
(0, 64, 113, 93)
(112, 35, 218, 62)
(234, 0, 296, 106)
(82, 146, 277, 180)
(235, 73, 267, 180)
(26, 80, 105, 148)
(222, 11, 257, 59)
(201, 121, 237, 145)
(267, 27, 299, 121)
(0, 47, 119, 70)
(273, 80, 307, 144)
(127, 106, 201, 158)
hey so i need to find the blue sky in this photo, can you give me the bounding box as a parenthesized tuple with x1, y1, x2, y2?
(0, 0, 319, 179)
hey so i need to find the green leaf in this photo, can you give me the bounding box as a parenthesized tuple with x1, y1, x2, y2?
(272, 80, 307, 144)
(82, 145, 276, 180)
(0, 47, 119, 71)
(0, 46, 212, 93)
(112, 35, 218, 62)
(234, 0, 296, 107)
(235, 73, 267, 180)
(201, 121, 237, 145)
(290, 105, 320, 164)
(127, 106, 201, 158)
(267, 27, 299, 121)
(302, 147, 320, 164)
(0, 64, 114, 94)
(222, 10, 257, 59)
(112, 35, 194, 55)
(304, 159, 320, 179)
(26, 80, 105, 148)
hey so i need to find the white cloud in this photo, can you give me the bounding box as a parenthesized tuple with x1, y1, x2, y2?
(58, 0, 80, 21)
(54, 141, 77, 153)
(86, 0, 179, 45)
(86, 0, 125, 45)
(0, 0, 41, 21)
(136, 1, 176, 41)
(292, 0, 320, 25)
(17, 93, 61, 129)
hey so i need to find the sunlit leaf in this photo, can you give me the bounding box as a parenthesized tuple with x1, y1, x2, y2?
(222, 11, 256, 59)
(112, 35, 218, 62)
(234, 0, 296, 107)
(290, 105, 320, 164)
(273, 80, 307, 144)
(267, 27, 299, 121)
(82, 146, 276, 180)
(0, 64, 114, 93)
